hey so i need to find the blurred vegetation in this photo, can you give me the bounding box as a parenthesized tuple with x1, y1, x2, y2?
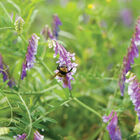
(0, 0, 140, 139)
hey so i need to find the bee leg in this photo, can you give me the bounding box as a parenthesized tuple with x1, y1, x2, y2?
(51, 72, 59, 80)
(67, 68, 73, 73)
(57, 65, 60, 70)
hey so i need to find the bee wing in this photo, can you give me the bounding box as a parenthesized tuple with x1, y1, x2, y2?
(50, 72, 59, 80)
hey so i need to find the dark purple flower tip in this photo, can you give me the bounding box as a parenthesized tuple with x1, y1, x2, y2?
(34, 131, 44, 140)
(21, 33, 39, 80)
(14, 133, 27, 140)
(119, 17, 140, 96)
(21, 63, 27, 80)
(0, 54, 15, 87)
(103, 111, 122, 140)
(8, 78, 15, 88)
(0, 54, 8, 81)
(53, 14, 62, 39)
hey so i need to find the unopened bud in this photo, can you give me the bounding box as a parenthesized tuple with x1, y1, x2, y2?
(14, 17, 24, 35)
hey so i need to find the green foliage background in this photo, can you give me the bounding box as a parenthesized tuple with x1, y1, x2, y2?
(0, 0, 140, 139)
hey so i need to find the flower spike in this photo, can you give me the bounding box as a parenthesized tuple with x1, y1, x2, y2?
(53, 14, 62, 39)
(48, 40, 78, 90)
(119, 17, 140, 96)
(103, 111, 122, 140)
(21, 33, 39, 80)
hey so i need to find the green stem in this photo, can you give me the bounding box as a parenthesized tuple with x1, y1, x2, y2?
(33, 98, 72, 124)
(37, 57, 53, 75)
(73, 97, 102, 119)
(2, 85, 58, 95)
(0, 92, 13, 126)
(5, 97, 13, 126)
(0, 27, 14, 30)
(20, 35, 28, 44)
(37, 57, 69, 98)
(0, 2, 13, 23)
(17, 92, 32, 138)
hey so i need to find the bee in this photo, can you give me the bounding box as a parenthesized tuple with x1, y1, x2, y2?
(52, 65, 73, 86)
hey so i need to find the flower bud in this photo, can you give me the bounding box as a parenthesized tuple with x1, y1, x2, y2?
(14, 17, 25, 35)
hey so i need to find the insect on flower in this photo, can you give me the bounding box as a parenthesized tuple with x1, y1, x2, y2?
(51, 64, 73, 86)
(48, 40, 78, 90)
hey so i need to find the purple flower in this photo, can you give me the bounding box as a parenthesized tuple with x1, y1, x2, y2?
(21, 33, 39, 80)
(103, 111, 122, 140)
(41, 25, 54, 40)
(34, 131, 44, 140)
(14, 131, 44, 140)
(0, 54, 8, 82)
(120, 8, 132, 26)
(48, 40, 78, 90)
(41, 14, 62, 40)
(52, 14, 62, 39)
(14, 133, 27, 140)
(0, 54, 15, 87)
(119, 17, 140, 96)
(126, 73, 140, 120)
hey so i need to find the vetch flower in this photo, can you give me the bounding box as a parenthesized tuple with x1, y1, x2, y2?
(103, 111, 122, 140)
(14, 131, 44, 140)
(48, 40, 78, 90)
(119, 17, 140, 96)
(14, 133, 27, 140)
(41, 25, 54, 40)
(126, 72, 140, 120)
(14, 17, 25, 35)
(0, 54, 15, 87)
(0, 54, 8, 82)
(21, 33, 39, 80)
(120, 8, 132, 26)
(41, 14, 62, 40)
(52, 14, 62, 39)
(34, 131, 44, 140)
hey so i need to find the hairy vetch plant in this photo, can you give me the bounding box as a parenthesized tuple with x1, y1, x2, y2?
(119, 17, 140, 96)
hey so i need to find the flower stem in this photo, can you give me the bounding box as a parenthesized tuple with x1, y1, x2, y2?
(2, 84, 58, 95)
(33, 98, 72, 124)
(17, 92, 32, 138)
(0, 27, 14, 30)
(73, 97, 102, 119)
(37, 57, 53, 75)
(37, 57, 69, 98)
(0, 2, 13, 23)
